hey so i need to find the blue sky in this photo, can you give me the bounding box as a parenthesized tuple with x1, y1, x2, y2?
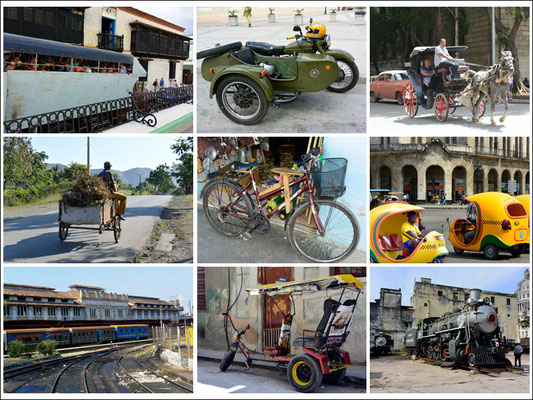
(30, 137, 179, 171)
(370, 267, 528, 306)
(3, 267, 193, 313)
(138, 6, 193, 36)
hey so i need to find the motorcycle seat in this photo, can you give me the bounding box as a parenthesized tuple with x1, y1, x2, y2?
(246, 41, 286, 56)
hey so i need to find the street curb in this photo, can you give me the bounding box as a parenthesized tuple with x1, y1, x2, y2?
(198, 353, 367, 385)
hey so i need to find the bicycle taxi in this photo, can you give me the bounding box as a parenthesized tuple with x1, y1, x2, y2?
(220, 274, 364, 392)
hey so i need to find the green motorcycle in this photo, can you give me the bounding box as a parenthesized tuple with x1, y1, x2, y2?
(197, 19, 359, 125)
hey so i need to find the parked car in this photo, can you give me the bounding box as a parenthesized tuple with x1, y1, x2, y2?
(370, 70, 410, 104)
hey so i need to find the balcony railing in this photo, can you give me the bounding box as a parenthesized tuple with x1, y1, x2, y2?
(97, 33, 124, 52)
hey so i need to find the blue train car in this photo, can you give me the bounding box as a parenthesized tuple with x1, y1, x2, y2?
(113, 324, 151, 340)
(4, 328, 71, 348)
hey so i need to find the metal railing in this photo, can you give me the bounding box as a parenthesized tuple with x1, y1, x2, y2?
(262, 326, 281, 349)
(4, 85, 193, 133)
(97, 33, 124, 52)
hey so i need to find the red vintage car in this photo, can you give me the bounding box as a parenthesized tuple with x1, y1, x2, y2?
(370, 70, 410, 104)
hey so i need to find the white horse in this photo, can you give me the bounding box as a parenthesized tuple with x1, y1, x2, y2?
(468, 51, 515, 125)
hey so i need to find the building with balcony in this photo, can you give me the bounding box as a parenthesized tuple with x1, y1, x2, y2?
(516, 269, 530, 342)
(370, 137, 530, 202)
(3, 283, 183, 326)
(84, 7, 190, 88)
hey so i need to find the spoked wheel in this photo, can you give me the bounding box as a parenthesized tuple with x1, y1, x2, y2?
(287, 199, 360, 263)
(202, 180, 254, 236)
(403, 82, 418, 118)
(447, 96, 457, 114)
(219, 349, 236, 372)
(434, 93, 449, 122)
(113, 216, 122, 243)
(287, 354, 323, 393)
(478, 98, 486, 118)
(59, 223, 69, 241)
(467, 353, 476, 367)
(216, 75, 268, 125)
(327, 58, 359, 93)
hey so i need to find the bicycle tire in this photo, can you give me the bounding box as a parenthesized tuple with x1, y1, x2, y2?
(220, 349, 237, 372)
(287, 199, 360, 263)
(202, 179, 254, 236)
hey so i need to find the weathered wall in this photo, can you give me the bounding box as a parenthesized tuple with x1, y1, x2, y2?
(411, 278, 519, 341)
(198, 267, 367, 363)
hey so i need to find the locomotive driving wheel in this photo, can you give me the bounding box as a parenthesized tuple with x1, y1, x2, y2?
(434, 93, 449, 122)
(403, 82, 418, 118)
(467, 353, 476, 367)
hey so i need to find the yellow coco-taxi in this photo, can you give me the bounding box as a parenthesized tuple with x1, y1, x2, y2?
(370, 202, 449, 263)
(515, 194, 530, 249)
(448, 192, 529, 260)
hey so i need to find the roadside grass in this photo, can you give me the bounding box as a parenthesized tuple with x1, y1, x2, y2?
(4, 192, 62, 211)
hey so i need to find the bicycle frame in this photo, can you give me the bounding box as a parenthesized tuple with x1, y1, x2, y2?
(221, 167, 326, 235)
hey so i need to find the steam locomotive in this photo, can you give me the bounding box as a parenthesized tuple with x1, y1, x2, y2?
(371, 332, 393, 355)
(405, 289, 510, 367)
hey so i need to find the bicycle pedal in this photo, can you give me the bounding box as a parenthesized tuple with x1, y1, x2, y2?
(240, 232, 252, 241)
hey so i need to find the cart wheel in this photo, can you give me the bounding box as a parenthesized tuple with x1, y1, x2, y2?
(483, 244, 499, 260)
(434, 93, 448, 122)
(59, 223, 69, 241)
(287, 354, 323, 393)
(266, 206, 273, 214)
(220, 349, 236, 372)
(279, 211, 287, 220)
(113, 216, 122, 243)
(453, 247, 464, 255)
(447, 96, 456, 114)
(403, 82, 418, 118)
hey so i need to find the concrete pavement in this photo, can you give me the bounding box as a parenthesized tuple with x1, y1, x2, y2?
(197, 11, 366, 133)
(370, 101, 531, 134)
(197, 201, 366, 264)
(3, 195, 172, 263)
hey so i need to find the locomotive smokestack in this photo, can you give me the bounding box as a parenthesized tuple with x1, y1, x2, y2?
(469, 289, 482, 302)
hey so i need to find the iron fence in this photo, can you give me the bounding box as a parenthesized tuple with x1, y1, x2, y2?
(4, 85, 193, 133)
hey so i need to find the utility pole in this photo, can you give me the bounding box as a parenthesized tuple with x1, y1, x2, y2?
(491, 7, 496, 65)
(454, 8, 459, 46)
(87, 137, 90, 171)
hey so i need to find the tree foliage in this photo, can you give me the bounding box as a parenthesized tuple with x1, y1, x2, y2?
(146, 164, 176, 195)
(36, 340, 57, 356)
(171, 137, 193, 195)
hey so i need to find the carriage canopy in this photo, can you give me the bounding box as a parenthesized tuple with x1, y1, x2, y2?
(246, 274, 364, 296)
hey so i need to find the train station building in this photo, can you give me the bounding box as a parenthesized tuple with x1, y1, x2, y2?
(3, 282, 183, 328)
(516, 269, 530, 342)
(370, 136, 530, 203)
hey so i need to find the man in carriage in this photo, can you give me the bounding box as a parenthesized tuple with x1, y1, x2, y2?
(434, 38, 460, 81)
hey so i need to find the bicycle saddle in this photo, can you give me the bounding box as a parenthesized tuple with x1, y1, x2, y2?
(245, 41, 286, 56)
(232, 162, 261, 171)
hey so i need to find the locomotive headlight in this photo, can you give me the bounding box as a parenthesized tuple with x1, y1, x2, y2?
(487, 313, 497, 324)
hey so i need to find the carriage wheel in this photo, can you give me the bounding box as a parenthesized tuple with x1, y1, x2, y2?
(113, 216, 122, 243)
(447, 96, 457, 114)
(403, 82, 418, 118)
(434, 93, 449, 122)
(59, 223, 69, 241)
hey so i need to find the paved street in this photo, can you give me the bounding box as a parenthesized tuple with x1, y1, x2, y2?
(369, 101, 531, 135)
(421, 206, 529, 263)
(197, 202, 366, 264)
(197, 11, 366, 133)
(198, 359, 365, 394)
(3, 195, 172, 263)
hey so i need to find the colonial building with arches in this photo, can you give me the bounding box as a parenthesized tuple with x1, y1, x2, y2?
(370, 137, 530, 203)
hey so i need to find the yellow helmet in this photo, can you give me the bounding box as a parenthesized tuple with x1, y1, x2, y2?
(306, 22, 326, 39)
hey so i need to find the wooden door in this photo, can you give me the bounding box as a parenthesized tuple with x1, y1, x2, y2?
(258, 267, 294, 349)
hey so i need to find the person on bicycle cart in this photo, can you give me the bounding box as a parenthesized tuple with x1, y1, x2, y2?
(98, 161, 127, 221)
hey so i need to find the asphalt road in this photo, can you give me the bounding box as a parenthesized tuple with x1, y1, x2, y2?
(3, 195, 172, 263)
(421, 207, 529, 263)
(369, 101, 531, 134)
(197, 204, 366, 264)
(197, 359, 365, 394)
(197, 11, 366, 133)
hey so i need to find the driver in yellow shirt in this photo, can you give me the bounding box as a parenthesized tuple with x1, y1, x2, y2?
(401, 211, 424, 254)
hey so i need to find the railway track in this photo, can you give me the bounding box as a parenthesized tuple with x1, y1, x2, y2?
(117, 346, 192, 393)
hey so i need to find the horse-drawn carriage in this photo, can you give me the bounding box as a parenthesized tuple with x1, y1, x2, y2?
(403, 45, 485, 122)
